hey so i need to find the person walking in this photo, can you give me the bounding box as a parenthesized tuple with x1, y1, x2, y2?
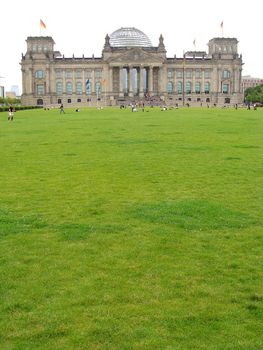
(8, 106, 14, 121)
(59, 104, 65, 114)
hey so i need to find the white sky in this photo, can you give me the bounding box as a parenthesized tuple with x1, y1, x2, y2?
(1, 0, 262, 93)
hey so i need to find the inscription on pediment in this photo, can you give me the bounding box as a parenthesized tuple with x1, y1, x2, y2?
(107, 48, 164, 64)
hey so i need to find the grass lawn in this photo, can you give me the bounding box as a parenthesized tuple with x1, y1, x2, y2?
(0, 106, 262, 349)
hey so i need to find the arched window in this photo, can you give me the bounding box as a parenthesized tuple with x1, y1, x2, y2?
(177, 81, 182, 94)
(195, 82, 201, 94)
(35, 70, 44, 79)
(95, 82, 101, 96)
(205, 82, 210, 94)
(66, 82, 73, 94)
(86, 80, 92, 95)
(76, 82, 82, 94)
(167, 81, 173, 94)
(185, 81, 191, 94)
(56, 82, 63, 95)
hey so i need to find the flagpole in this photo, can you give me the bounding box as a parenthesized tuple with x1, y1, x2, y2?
(221, 21, 224, 37)
(183, 51, 185, 107)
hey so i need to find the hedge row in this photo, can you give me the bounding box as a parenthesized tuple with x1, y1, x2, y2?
(0, 106, 43, 112)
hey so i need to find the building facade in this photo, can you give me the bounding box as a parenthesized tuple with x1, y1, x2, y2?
(21, 27, 243, 107)
(242, 75, 263, 93)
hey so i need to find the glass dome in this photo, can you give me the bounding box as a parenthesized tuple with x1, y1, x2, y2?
(109, 27, 152, 47)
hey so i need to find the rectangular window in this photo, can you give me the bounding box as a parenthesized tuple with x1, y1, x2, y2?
(223, 84, 229, 93)
(65, 71, 73, 79)
(85, 70, 92, 78)
(195, 70, 201, 78)
(204, 70, 211, 79)
(35, 70, 44, 79)
(95, 70, 102, 79)
(55, 70, 62, 78)
(36, 84, 44, 95)
(75, 71, 82, 79)
(176, 70, 183, 78)
(186, 70, 192, 79)
(167, 69, 173, 78)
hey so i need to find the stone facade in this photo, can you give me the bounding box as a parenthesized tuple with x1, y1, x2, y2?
(20, 28, 243, 107)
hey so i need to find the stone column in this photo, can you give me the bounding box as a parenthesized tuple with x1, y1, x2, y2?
(192, 69, 195, 95)
(109, 67, 113, 94)
(139, 65, 144, 97)
(22, 69, 26, 94)
(45, 68, 50, 94)
(82, 69, 86, 94)
(29, 68, 33, 94)
(92, 70, 95, 94)
(63, 70, 66, 94)
(129, 66, 133, 97)
(148, 66, 153, 95)
(119, 67, 124, 97)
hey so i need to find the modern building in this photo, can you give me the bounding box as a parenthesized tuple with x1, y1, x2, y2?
(20, 27, 243, 107)
(0, 86, 4, 98)
(242, 75, 263, 93)
(11, 85, 20, 97)
(5, 91, 17, 99)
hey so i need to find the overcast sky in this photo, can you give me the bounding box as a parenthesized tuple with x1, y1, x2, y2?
(1, 0, 262, 93)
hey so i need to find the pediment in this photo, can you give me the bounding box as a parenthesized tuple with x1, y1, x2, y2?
(107, 47, 164, 65)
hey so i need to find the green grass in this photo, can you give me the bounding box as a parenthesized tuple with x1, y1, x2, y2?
(0, 106, 262, 349)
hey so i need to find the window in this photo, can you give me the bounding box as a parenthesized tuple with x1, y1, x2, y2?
(77, 98, 81, 103)
(167, 69, 173, 78)
(95, 81, 101, 95)
(55, 70, 62, 78)
(35, 70, 44, 78)
(195, 70, 201, 78)
(67, 99, 71, 103)
(177, 81, 182, 94)
(56, 82, 63, 95)
(58, 98, 62, 104)
(176, 70, 183, 78)
(86, 80, 92, 95)
(85, 70, 92, 78)
(186, 70, 192, 79)
(65, 71, 72, 79)
(66, 82, 73, 94)
(195, 82, 201, 94)
(95, 70, 102, 79)
(225, 98, 230, 104)
(75, 71, 82, 79)
(167, 81, 173, 94)
(185, 81, 191, 94)
(223, 70, 230, 78)
(204, 70, 210, 79)
(206, 98, 210, 103)
(222, 84, 229, 94)
(37, 99, 43, 105)
(36, 84, 44, 95)
(204, 82, 210, 93)
(76, 82, 82, 94)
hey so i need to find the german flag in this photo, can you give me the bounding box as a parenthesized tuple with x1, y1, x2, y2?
(40, 19, 47, 29)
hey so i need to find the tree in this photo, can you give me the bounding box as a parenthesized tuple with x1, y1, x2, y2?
(244, 84, 263, 104)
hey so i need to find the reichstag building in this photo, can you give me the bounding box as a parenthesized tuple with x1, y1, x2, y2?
(21, 27, 243, 107)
